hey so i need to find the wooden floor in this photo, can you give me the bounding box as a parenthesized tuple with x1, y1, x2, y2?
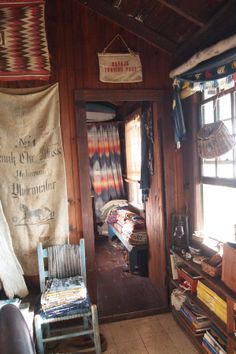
(101, 313, 199, 354)
(95, 236, 167, 321)
(42, 313, 199, 354)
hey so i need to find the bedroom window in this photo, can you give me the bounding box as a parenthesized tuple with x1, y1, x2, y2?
(125, 113, 143, 209)
(200, 86, 236, 243)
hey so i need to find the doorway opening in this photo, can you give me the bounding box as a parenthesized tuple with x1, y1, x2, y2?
(75, 89, 169, 322)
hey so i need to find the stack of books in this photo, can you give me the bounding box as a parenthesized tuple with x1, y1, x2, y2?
(202, 324, 227, 354)
(180, 298, 211, 335)
(197, 281, 227, 323)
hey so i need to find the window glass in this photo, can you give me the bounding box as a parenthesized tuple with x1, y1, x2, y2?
(203, 89, 216, 100)
(201, 101, 214, 124)
(202, 184, 236, 242)
(125, 115, 141, 181)
(125, 113, 143, 208)
(217, 163, 234, 178)
(219, 94, 231, 120)
(202, 161, 216, 177)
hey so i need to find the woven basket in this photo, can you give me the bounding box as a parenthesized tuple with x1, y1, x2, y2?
(201, 259, 222, 277)
(197, 121, 235, 159)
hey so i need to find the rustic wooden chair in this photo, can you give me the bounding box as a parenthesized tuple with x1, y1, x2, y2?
(34, 239, 101, 354)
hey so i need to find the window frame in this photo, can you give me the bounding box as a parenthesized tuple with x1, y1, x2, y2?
(198, 85, 236, 243)
(200, 85, 236, 188)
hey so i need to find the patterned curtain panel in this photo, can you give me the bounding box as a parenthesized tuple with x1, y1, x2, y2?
(87, 124, 125, 218)
(0, 0, 50, 81)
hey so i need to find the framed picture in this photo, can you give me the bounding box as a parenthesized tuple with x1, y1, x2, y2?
(171, 214, 189, 251)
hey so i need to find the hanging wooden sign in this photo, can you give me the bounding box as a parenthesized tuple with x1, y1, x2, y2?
(97, 34, 143, 83)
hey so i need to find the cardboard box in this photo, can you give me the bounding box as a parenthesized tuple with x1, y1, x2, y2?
(222, 242, 236, 293)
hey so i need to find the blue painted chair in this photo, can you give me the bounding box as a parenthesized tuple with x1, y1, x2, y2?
(34, 239, 101, 354)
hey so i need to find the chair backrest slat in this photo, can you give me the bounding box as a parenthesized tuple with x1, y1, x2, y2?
(37, 239, 86, 293)
(79, 238, 86, 285)
(37, 243, 49, 293)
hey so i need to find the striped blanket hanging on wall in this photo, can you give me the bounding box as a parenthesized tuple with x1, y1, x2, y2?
(0, 0, 50, 81)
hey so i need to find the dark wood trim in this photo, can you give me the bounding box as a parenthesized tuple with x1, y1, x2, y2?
(99, 306, 168, 324)
(75, 0, 176, 53)
(75, 89, 169, 102)
(75, 88, 169, 309)
(202, 177, 236, 188)
(75, 100, 97, 302)
(182, 93, 202, 236)
(157, 0, 204, 28)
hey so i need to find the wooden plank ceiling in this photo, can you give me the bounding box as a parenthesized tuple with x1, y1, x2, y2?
(77, 0, 236, 65)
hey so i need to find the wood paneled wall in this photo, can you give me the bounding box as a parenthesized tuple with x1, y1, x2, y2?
(0, 0, 186, 290)
(45, 0, 181, 245)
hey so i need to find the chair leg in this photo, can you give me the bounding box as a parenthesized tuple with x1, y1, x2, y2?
(91, 305, 101, 354)
(83, 316, 89, 329)
(34, 314, 44, 354)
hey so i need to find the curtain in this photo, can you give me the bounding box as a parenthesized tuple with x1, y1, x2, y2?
(87, 124, 125, 218)
(140, 105, 154, 201)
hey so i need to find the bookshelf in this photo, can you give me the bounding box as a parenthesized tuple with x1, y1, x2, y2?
(170, 249, 236, 354)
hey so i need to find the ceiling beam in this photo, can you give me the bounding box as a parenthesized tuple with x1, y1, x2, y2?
(157, 0, 204, 28)
(76, 0, 177, 54)
(175, 0, 236, 63)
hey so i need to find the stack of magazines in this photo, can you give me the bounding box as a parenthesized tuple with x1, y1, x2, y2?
(180, 298, 211, 335)
(41, 276, 90, 318)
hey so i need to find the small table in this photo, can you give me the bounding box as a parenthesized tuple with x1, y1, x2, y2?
(108, 223, 148, 276)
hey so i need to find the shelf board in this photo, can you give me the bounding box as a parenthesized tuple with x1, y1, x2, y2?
(171, 249, 236, 301)
(191, 295, 227, 336)
(228, 333, 236, 345)
(170, 278, 227, 335)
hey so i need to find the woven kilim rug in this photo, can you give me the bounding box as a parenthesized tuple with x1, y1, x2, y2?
(0, 0, 50, 81)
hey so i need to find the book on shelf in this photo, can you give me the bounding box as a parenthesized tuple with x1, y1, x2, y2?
(202, 343, 214, 354)
(203, 330, 227, 354)
(182, 298, 208, 321)
(202, 337, 218, 354)
(209, 323, 227, 345)
(181, 303, 207, 325)
(170, 253, 181, 280)
(180, 306, 210, 334)
(192, 316, 211, 329)
(178, 265, 203, 279)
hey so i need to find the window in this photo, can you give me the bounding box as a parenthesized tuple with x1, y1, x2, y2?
(125, 113, 143, 208)
(200, 86, 236, 243)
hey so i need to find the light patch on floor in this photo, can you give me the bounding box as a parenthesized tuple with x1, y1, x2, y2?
(101, 313, 199, 354)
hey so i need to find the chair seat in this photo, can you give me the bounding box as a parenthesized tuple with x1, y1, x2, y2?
(36, 300, 92, 324)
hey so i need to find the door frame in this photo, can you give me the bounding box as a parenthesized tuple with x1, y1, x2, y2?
(75, 89, 169, 305)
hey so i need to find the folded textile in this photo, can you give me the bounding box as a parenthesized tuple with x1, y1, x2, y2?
(100, 199, 128, 222)
(41, 276, 89, 317)
(129, 232, 148, 245)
